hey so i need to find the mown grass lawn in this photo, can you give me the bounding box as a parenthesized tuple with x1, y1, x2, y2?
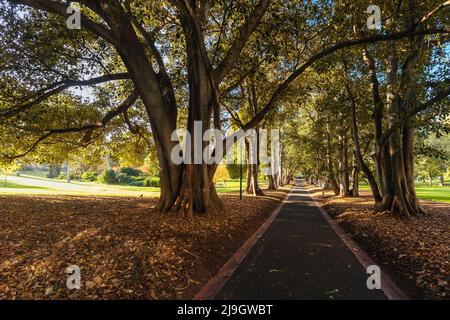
(360, 182, 450, 203)
(20, 169, 50, 179)
(1, 173, 262, 197)
(413, 184, 450, 203)
(214, 179, 269, 193)
(1, 180, 50, 189)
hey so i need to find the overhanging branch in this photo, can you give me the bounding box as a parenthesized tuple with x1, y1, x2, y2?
(213, 0, 271, 83)
(5, 90, 138, 159)
(242, 27, 450, 131)
(380, 87, 450, 147)
(0, 73, 130, 118)
(9, 0, 119, 46)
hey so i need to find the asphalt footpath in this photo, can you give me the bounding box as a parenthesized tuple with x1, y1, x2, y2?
(215, 183, 387, 300)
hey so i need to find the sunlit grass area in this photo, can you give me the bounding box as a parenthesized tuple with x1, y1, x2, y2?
(0, 174, 160, 197)
(215, 177, 269, 193)
(360, 181, 450, 203)
(21, 169, 50, 179)
(3, 172, 447, 203)
(413, 184, 450, 203)
(0, 173, 266, 197)
(0, 180, 50, 189)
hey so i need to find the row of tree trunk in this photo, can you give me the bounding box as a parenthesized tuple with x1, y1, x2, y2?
(348, 39, 426, 218)
(310, 4, 431, 219)
(245, 138, 288, 195)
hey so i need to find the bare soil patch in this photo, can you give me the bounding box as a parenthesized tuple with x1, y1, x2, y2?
(0, 188, 291, 299)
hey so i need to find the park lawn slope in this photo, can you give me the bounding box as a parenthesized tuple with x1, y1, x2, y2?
(359, 183, 450, 203)
(413, 184, 450, 203)
(0, 188, 290, 299)
(0, 175, 266, 196)
(309, 187, 449, 300)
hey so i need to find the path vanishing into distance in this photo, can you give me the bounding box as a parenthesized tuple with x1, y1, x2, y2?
(213, 183, 404, 300)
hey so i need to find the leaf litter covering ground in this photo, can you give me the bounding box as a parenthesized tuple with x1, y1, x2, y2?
(308, 187, 449, 299)
(0, 189, 290, 299)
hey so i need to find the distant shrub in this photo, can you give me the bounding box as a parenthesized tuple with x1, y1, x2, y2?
(116, 172, 132, 185)
(97, 169, 118, 184)
(144, 176, 160, 187)
(119, 167, 143, 177)
(56, 173, 66, 180)
(132, 176, 146, 182)
(143, 176, 152, 187)
(150, 177, 160, 187)
(57, 172, 80, 181)
(116, 171, 147, 186)
(226, 163, 246, 180)
(81, 171, 98, 182)
(129, 180, 144, 187)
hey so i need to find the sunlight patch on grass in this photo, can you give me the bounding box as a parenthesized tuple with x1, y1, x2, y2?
(360, 183, 450, 203)
(2, 175, 271, 197)
(0, 181, 50, 189)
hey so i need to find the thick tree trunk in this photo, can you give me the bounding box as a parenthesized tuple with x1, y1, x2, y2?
(277, 144, 284, 187)
(326, 122, 339, 195)
(116, 13, 222, 216)
(403, 124, 427, 215)
(47, 164, 61, 179)
(387, 1, 428, 218)
(245, 134, 264, 195)
(267, 137, 279, 190)
(327, 153, 339, 195)
(111, 22, 182, 212)
(351, 152, 360, 197)
(383, 5, 427, 218)
(361, 47, 393, 210)
(386, 40, 409, 217)
(246, 163, 264, 195)
(173, 163, 222, 217)
(67, 162, 71, 183)
(267, 173, 277, 190)
(374, 144, 395, 211)
(338, 131, 350, 197)
(389, 128, 413, 218)
(171, 18, 225, 216)
(384, 39, 425, 218)
(348, 86, 381, 201)
(282, 169, 293, 185)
